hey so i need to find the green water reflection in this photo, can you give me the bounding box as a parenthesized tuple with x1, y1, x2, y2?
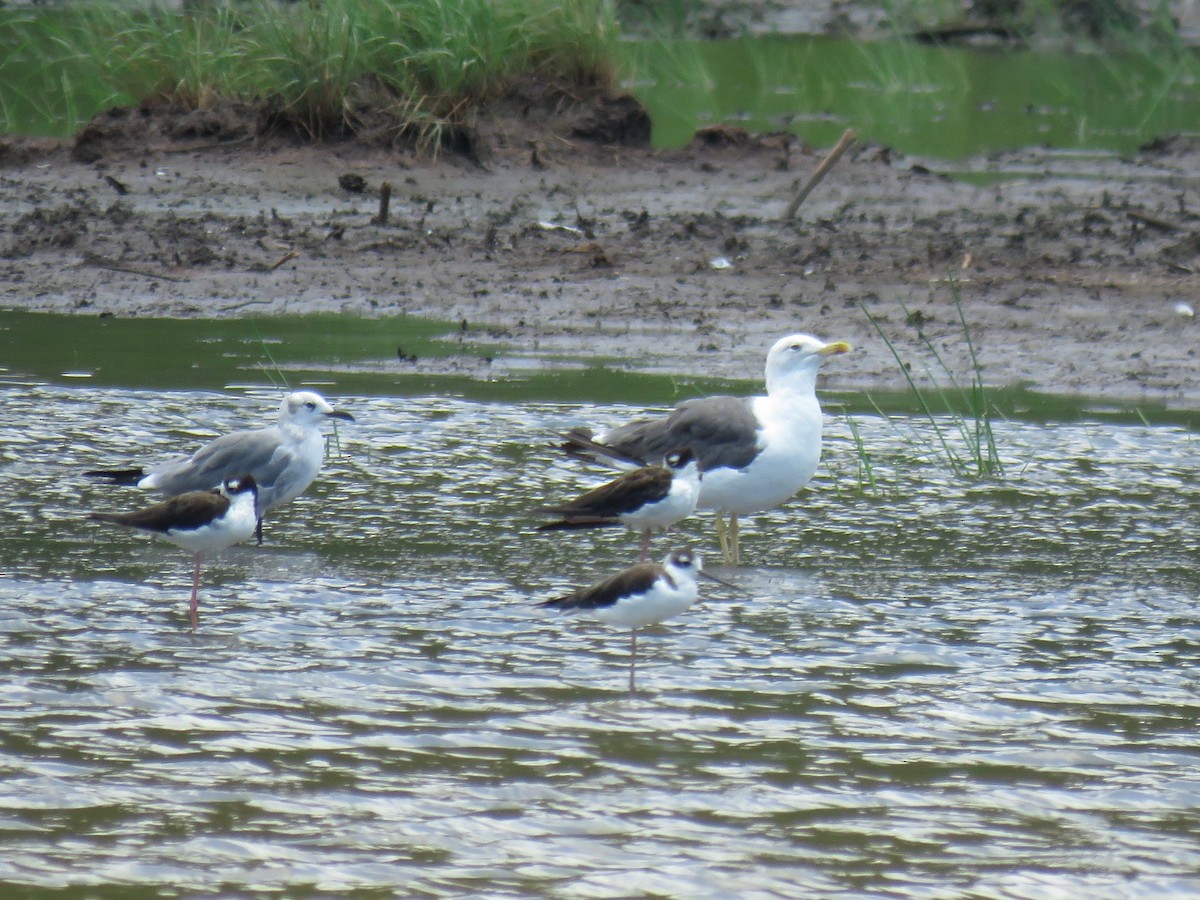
(3, 310, 1198, 429)
(624, 34, 1200, 156)
(0, 309, 726, 404)
(1, 310, 466, 390)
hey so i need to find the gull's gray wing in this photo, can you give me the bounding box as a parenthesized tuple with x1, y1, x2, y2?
(147, 426, 293, 496)
(249, 439, 321, 513)
(605, 396, 762, 473)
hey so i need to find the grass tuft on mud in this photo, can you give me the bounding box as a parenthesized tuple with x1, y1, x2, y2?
(7, 0, 620, 148)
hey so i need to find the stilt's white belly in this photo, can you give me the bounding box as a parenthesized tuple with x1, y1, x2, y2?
(165, 494, 258, 555)
(620, 477, 700, 531)
(594, 580, 699, 629)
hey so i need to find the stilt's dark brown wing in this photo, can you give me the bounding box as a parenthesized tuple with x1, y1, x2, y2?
(539, 466, 673, 522)
(90, 490, 231, 534)
(537, 563, 662, 611)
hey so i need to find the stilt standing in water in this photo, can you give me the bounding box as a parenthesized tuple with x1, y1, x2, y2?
(89, 476, 259, 629)
(537, 449, 701, 561)
(537, 548, 731, 692)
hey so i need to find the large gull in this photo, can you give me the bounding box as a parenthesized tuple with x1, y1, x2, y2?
(563, 334, 850, 565)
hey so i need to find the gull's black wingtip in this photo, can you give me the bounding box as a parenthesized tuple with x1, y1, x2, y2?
(83, 467, 145, 486)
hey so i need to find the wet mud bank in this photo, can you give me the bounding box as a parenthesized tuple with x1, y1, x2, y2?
(1, 100, 1198, 409)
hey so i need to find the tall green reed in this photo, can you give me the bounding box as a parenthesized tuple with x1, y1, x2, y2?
(860, 288, 1004, 479)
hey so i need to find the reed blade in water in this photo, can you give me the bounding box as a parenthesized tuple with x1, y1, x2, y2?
(860, 288, 1004, 479)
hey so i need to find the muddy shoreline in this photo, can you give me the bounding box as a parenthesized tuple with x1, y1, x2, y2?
(2, 103, 1198, 410)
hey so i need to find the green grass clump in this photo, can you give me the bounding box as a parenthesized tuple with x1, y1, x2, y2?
(4, 0, 619, 145)
(861, 288, 1004, 480)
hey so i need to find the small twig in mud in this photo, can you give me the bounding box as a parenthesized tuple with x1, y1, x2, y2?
(103, 175, 129, 195)
(146, 136, 255, 155)
(373, 182, 392, 225)
(1127, 210, 1182, 232)
(529, 141, 545, 170)
(352, 237, 418, 253)
(80, 253, 189, 283)
(266, 249, 300, 272)
(218, 298, 275, 312)
(783, 128, 856, 221)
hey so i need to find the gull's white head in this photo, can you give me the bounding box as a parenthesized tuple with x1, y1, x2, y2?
(764, 333, 852, 394)
(278, 391, 355, 428)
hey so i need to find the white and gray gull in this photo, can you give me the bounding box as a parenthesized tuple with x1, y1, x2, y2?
(86, 390, 354, 543)
(562, 334, 850, 566)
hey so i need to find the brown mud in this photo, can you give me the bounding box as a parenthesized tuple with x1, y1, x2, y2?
(1, 91, 1198, 408)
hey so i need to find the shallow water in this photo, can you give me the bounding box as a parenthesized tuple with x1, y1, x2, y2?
(2, 383, 1199, 896)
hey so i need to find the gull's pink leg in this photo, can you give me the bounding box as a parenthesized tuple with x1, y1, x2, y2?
(638, 529, 652, 563)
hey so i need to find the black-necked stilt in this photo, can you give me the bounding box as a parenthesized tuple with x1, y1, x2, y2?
(89, 475, 259, 629)
(563, 334, 851, 566)
(537, 448, 701, 561)
(537, 547, 731, 692)
(86, 391, 353, 544)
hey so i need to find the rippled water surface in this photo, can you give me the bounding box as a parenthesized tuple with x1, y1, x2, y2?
(2, 384, 1199, 896)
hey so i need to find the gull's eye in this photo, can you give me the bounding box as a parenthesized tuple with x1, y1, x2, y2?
(304, 401, 317, 410)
